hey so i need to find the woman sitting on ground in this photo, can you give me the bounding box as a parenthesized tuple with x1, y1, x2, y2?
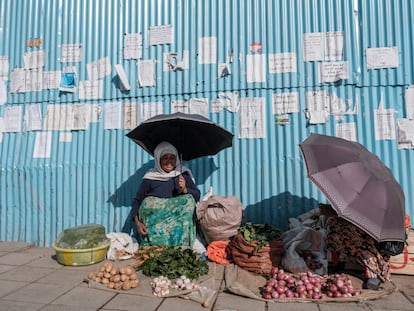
(130, 141, 201, 246)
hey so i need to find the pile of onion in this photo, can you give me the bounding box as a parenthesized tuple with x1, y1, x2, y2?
(261, 267, 361, 300)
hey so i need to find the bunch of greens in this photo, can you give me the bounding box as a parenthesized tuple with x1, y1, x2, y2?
(239, 222, 283, 253)
(137, 246, 209, 280)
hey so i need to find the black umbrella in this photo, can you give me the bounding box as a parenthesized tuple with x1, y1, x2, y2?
(126, 112, 234, 161)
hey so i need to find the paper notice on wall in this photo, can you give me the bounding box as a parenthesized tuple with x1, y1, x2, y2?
(104, 102, 122, 129)
(397, 118, 414, 149)
(0, 80, 7, 105)
(123, 102, 138, 129)
(268, 52, 297, 73)
(366, 47, 399, 69)
(210, 92, 239, 113)
(140, 101, 163, 122)
(272, 92, 299, 114)
(137, 60, 156, 87)
(25, 68, 43, 92)
(303, 32, 324, 61)
(0, 118, 3, 142)
(114, 64, 131, 91)
(59, 66, 77, 93)
(3, 106, 22, 132)
(404, 85, 414, 119)
(189, 98, 208, 117)
(171, 100, 189, 114)
(23, 50, 45, 69)
(87, 57, 112, 80)
(124, 33, 143, 60)
(336, 122, 357, 142)
(305, 90, 330, 124)
(238, 97, 266, 139)
(303, 31, 344, 62)
(198, 36, 217, 64)
(24, 104, 42, 131)
(0, 56, 9, 80)
(33, 131, 52, 158)
(60, 44, 83, 62)
(325, 32, 344, 61)
(44, 104, 73, 131)
(10, 68, 26, 93)
(72, 104, 90, 130)
(148, 24, 174, 45)
(246, 54, 266, 83)
(43, 70, 61, 90)
(78, 80, 103, 100)
(319, 61, 348, 83)
(374, 107, 396, 140)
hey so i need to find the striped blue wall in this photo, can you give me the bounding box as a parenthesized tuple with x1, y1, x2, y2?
(0, 0, 412, 246)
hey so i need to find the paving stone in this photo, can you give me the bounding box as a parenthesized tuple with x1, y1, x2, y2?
(36, 268, 88, 286)
(365, 291, 414, 311)
(157, 296, 208, 311)
(50, 286, 116, 308)
(0, 252, 42, 266)
(0, 242, 33, 252)
(0, 265, 57, 282)
(0, 300, 44, 311)
(102, 293, 162, 310)
(319, 302, 368, 311)
(214, 292, 266, 311)
(2, 282, 73, 304)
(0, 280, 29, 297)
(268, 301, 320, 311)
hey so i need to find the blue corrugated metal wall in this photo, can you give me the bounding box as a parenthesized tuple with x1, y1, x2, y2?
(0, 0, 413, 246)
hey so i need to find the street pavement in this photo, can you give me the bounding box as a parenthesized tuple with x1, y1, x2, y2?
(0, 241, 413, 311)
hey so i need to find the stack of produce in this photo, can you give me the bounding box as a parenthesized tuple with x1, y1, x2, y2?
(87, 261, 139, 290)
(227, 223, 284, 274)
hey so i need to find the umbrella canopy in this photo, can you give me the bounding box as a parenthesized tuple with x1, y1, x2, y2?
(126, 112, 234, 161)
(299, 133, 406, 242)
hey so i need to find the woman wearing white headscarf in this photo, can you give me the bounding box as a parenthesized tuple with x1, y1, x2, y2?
(131, 141, 201, 246)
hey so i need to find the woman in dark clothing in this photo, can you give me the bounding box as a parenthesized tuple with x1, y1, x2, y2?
(131, 141, 201, 246)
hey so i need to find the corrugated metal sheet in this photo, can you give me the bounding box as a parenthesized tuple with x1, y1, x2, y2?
(0, 0, 413, 246)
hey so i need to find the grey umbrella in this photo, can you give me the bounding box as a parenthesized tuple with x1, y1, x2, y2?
(126, 112, 234, 161)
(299, 133, 406, 242)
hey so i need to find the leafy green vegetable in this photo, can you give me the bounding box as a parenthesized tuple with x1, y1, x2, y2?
(239, 222, 282, 253)
(137, 246, 209, 280)
(55, 224, 108, 249)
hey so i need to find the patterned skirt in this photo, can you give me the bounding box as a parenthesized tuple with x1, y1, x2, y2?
(139, 194, 196, 247)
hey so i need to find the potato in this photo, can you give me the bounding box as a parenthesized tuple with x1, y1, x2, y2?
(101, 278, 109, 284)
(129, 273, 137, 280)
(112, 275, 121, 283)
(110, 268, 117, 275)
(103, 272, 111, 279)
(107, 282, 115, 289)
(95, 277, 102, 283)
(88, 272, 96, 280)
(125, 267, 133, 275)
(119, 267, 127, 275)
(130, 279, 139, 288)
(120, 274, 128, 282)
(122, 281, 131, 290)
(97, 272, 104, 278)
(105, 262, 113, 272)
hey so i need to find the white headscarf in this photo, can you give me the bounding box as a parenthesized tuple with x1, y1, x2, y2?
(143, 141, 193, 181)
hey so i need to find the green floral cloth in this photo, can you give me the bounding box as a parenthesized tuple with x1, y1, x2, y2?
(139, 194, 196, 247)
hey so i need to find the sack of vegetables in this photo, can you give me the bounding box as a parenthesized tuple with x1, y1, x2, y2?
(227, 223, 284, 275)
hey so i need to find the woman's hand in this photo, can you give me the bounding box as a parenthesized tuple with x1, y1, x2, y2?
(178, 175, 187, 194)
(134, 217, 149, 236)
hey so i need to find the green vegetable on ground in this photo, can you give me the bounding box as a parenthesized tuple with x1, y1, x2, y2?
(136, 246, 209, 280)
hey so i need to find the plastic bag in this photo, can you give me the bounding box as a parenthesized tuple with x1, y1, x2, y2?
(55, 224, 108, 249)
(106, 232, 139, 260)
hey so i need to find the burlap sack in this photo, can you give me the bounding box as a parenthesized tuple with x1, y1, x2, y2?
(228, 233, 284, 275)
(196, 195, 243, 244)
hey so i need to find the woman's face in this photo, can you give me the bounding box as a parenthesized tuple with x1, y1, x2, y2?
(160, 153, 176, 173)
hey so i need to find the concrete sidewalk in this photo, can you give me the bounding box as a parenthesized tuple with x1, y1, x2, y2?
(0, 241, 413, 311)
